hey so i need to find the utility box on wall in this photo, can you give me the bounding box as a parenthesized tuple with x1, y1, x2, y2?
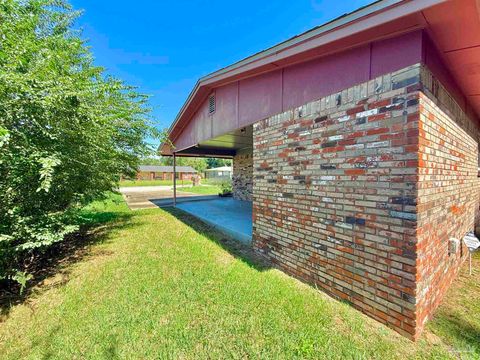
(449, 238, 460, 256)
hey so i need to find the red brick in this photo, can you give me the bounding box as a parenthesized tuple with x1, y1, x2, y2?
(250, 65, 479, 342)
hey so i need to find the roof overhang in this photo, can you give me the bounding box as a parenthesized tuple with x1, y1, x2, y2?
(174, 147, 236, 158)
(170, 125, 253, 158)
(161, 0, 480, 155)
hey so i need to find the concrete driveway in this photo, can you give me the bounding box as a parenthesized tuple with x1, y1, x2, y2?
(119, 186, 217, 210)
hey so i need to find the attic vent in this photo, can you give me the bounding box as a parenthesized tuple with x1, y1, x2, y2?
(208, 94, 216, 114)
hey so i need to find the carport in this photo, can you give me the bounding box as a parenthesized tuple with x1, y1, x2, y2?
(163, 125, 254, 242)
(167, 126, 253, 200)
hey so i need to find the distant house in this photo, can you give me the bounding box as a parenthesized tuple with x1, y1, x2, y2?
(136, 165, 196, 181)
(204, 166, 232, 180)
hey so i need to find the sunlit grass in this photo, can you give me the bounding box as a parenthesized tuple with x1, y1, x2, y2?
(180, 184, 221, 195)
(119, 179, 220, 190)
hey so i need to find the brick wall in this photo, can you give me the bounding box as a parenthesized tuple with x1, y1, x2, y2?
(136, 171, 156, 180)
(253, 65, 423, 339)
(252, 63, 480, 339)
(233, 149, 253, 201)
(180, 173, 195, 181)
(415, 67, 480, 333)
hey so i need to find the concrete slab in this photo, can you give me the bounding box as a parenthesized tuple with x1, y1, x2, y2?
(151, 195, 218, 208)
(176, 198, 252, 244)
(119, 186, 213, 210)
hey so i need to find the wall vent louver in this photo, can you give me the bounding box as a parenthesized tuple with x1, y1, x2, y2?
(208, 94, 215, 114)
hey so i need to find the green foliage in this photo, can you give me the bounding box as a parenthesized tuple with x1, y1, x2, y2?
(295, 337, 315, 357)
(11, 271, 33, 294)
(205, 157, 232, 169)
(179, 157, 208, 173)
(157, 155, 208, 173)
(0, 0, 160, 287)
(180, 184, 221, 195)
(139, 156, 164, 166)
(219, 179, 233, 195)
(138, 156, 231, 175)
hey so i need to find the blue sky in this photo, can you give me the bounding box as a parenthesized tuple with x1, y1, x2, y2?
(71, 0, 372, 141)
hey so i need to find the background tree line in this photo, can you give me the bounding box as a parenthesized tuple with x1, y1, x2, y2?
(139, 156, 232, 173)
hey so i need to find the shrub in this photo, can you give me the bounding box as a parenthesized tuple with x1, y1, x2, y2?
(219, 180, 233, 195)
(0, 0, 159, 288)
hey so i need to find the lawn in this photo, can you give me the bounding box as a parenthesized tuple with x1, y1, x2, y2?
(119, 179, 222, 195)
(180, 184, 222, 195)
(0, 193, 478, 359)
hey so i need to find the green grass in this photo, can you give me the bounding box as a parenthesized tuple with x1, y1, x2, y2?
(180, 184, 221, 195)
(425, 255, 480, 357)
(0, 193, 478, 359)
(119, 178, 222, 195)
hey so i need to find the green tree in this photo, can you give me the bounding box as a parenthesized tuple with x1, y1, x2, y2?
(139, 156, 164, 166)
(178, 158, 208, 173)
(205, 158, 232, 169)
(155, 156, 207, 173)
(0, 0, 160, 286)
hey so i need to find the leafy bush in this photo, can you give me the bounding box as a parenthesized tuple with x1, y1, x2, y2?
(0, 0, 158, 288)
(219, 180, 233, 195)
(205, 178, 221, 186)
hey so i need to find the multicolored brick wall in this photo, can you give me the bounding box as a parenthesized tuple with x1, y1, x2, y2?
(252, 64, 422, 339)
(233, 149, 253, 201)
(251, 63, 479, 339)
(415, 67, 480, 334)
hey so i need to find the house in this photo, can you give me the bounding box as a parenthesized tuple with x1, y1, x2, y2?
(160, 0, 480, 340)
(136, 165, 196, 181)
(204, 166, 232, 180)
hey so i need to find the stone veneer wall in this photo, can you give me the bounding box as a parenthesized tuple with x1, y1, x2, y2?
(415, 68, 480, 334)
(252, 63, 479, 340)
(232, 148, 253, 201)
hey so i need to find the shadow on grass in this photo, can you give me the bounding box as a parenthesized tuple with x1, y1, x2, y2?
(168, 205, 480, 352)
(428, 252, 480, 356)
(0, 208, 136, 321)
(436, 312, 480, 355)
(163, 206, 271, 272)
